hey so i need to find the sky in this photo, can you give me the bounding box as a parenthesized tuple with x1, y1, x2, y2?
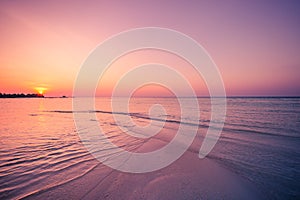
(0, 0, 299, 97)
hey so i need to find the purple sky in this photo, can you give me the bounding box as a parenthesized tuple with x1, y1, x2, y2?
(0, 0, 299, 96)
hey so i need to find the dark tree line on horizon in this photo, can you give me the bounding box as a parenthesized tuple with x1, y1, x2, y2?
(0, 93, 44, 98)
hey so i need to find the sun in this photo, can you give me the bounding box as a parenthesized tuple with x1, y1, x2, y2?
(35, 87, 47, 95)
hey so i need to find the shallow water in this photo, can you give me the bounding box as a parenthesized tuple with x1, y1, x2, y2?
(0, 97, 299, 199)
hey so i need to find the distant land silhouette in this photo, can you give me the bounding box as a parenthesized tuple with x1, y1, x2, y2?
(0, 93, 44, 98)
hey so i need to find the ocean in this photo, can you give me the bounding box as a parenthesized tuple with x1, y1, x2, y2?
(0, 97, 299, 199)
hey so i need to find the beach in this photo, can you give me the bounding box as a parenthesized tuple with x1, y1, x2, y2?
(24, 151, 263, 200)
(0, 97, 299, 199)
(1, 0, 300, 199)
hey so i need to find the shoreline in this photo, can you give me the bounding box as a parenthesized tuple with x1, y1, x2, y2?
(22, 151, 265, 200)
(20, 127, 266, 200)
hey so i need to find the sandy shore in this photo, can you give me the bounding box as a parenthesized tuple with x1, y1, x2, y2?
(23, 148, 265, 200)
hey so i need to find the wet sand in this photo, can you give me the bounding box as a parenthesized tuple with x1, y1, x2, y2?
(23, 149, 264, 200)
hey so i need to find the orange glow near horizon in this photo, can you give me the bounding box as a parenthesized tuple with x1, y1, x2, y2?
(35, 87, 47, 95)
(95, 49, 208, 97)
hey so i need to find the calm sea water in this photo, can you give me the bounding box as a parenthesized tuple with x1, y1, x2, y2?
(0, 97, 299, 199)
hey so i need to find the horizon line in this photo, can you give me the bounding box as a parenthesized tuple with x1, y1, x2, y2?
(48, 95, 300, 98)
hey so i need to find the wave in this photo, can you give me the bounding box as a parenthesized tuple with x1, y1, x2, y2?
(0, 144, 97, 199)
(45, 110, 299, 139)
(18, 162, 101, 200)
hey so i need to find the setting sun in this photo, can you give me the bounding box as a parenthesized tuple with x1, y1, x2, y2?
(35, 87, 47, 95)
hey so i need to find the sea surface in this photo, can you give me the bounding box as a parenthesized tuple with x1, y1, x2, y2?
(0, 97, 299, 199)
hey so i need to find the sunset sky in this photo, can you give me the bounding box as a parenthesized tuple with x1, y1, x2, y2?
(0, 0, 299, 97)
